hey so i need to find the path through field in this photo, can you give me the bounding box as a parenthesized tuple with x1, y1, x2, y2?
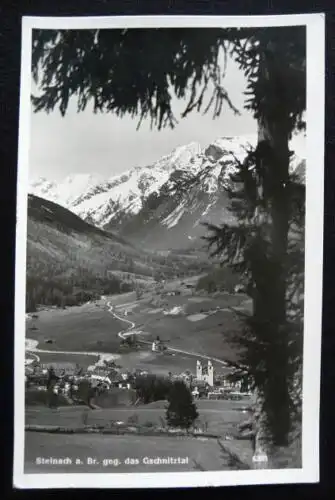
(26, 294, 234, 369)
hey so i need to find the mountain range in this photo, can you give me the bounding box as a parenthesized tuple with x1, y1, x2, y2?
(30, 134, 305, 251)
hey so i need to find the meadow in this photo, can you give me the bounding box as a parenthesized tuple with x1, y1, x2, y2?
(36, 351, 99, 369)
(25, 289, 249, 373)
(26, 301, 124, 353)
(25, 398, 252, 436)
(128, 292, 248, 363)
(24, 431, 246, 473)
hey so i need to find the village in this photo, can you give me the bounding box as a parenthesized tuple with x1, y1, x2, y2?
(25, 348, 252, 406)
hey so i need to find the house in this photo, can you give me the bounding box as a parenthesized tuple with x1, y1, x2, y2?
(118, 381, 132, 390)
(190, 379, 208, 397)
(191, 387, 200, 399)
(25, 365, 35, 376)
(222, 379, 242, 391)
(207, 390, 226, 400)
(92, 366, 111, 378)
(90, 375, 112, 389)
(151, 340, 167, 352)
(30, 359, 40, 369)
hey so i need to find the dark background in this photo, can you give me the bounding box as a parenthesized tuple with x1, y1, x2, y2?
(0, 1, 334, 499)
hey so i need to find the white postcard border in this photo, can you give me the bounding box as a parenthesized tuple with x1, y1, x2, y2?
(14, 13, 325, 489)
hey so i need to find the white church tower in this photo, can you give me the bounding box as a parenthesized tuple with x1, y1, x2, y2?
(196, 360, 202, 380)
(207, 360, 214, 387)
(195, 360, 214, 387)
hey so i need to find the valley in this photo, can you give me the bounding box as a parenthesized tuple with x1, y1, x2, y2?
(26, 282, 250, 374)
(24, 134, 305, 475)
(24, 277, 255, 473)
(26, 194, 211, 313)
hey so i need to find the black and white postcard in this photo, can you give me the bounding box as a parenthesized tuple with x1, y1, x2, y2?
(14, 14, 325, 489)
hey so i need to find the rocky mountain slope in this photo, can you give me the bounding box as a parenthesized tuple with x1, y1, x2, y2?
(27, 194, 159, 287)
(30, 135, 305, 250)
(27, 194, 207, 285)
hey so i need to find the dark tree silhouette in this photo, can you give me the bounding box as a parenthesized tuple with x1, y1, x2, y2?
(134, 374, 172, 404)
(31, 26, 305, 448)
(166, 381, 199, 430)
(46, 366, 57, 390)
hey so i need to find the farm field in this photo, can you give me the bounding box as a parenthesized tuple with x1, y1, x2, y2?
(126, 294, 248, 363)
(36, 351, 99, 369)
(26, 280, 252, 375)
(139, 352, 199, 374)
(25, 398, 254, 436)
(25, 287, 250, 373)
(26, 301, 124, 353)
(24, 432, 246, 473)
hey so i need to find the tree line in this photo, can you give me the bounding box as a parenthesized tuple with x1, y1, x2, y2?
(26, 270, 133, 312)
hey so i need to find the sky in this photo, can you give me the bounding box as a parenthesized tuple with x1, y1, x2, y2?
(29, 54, 258, 183)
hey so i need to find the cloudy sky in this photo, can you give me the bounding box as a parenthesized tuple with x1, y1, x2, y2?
(29, 55, 257, 182)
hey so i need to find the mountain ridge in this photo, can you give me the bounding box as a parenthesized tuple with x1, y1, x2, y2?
(30, 134, 305, 250)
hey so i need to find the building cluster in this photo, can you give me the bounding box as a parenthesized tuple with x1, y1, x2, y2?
(169, 360, 252, 400)
(25, 352, 252, 402)
(24, 356, 144, 397)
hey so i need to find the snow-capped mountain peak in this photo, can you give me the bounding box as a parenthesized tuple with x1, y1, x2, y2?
(155, 141, 202, 171)
(30, 173, 104, 209)
(29, 134, 305, 249)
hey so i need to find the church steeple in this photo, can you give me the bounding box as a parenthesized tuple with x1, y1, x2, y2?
(196, 360, 202, 379)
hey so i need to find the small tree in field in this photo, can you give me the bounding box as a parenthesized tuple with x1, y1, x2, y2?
(166, 381, 198, 430)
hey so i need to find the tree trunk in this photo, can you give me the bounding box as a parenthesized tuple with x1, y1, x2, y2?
(252, 39, 292, 449)
(251, 389, 268, 466)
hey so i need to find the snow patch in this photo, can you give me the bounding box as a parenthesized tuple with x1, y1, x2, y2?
(201, 201, 215, 218)
(187, 313, 208, 322)
(161, 202, 186, 229)
(163, 306, 184, 316)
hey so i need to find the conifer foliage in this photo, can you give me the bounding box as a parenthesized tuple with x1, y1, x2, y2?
(166, 381, 199, 430)
(204, 29, 305, 446)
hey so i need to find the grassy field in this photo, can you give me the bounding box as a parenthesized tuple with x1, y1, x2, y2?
(25, 289, 248, 373)
(157, 293, 247, 313)
(26, 301, 124, 353)
(25, 398, 252, 436)
(139, 352, 200, 373)
(25, 390, 72, 407)
(140, 312, 242, 362)
(36, 351, 99, 369)
(24, 432, 246, 473)
(129, 294, 246, 363)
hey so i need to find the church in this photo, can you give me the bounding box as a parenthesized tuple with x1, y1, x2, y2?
(195, 360, 214, 387)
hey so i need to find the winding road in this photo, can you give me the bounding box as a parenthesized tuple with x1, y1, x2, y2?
(103, 297, 229, 367)
(26, 295, 230, 369)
